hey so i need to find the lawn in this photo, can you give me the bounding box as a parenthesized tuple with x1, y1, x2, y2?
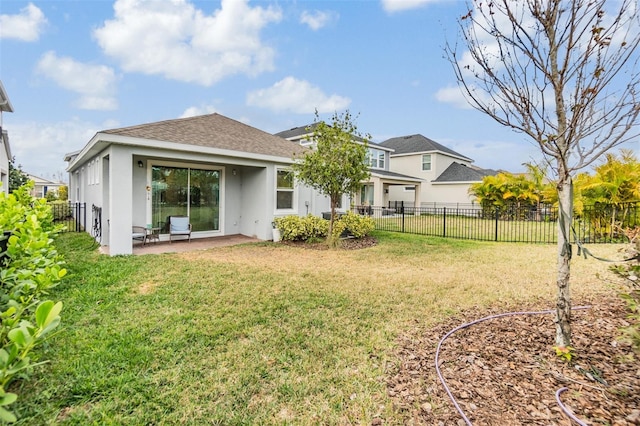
(13, 231, 622, 425)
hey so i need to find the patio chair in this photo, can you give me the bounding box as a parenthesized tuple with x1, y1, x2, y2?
(132, 226, 148, 245)
(169, 216, 192, 243)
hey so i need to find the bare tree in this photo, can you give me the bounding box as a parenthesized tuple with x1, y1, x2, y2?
(446, 0, 640, 347)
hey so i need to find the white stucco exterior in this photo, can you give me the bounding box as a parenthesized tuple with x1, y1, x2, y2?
(66, 114, 340, 256)
(387, 151, 474, 205)
(0, 81, 14, 195)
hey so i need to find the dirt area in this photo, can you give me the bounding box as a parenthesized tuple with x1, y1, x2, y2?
(387, 297, 640, 425)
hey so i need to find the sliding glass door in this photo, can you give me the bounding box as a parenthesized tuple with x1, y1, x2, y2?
(151, 165, 220, 233)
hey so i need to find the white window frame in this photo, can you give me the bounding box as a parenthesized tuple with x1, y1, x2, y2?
(422, 154, 432, 171)
(275, 167, 297, 213)
(368, 148, 385, 170)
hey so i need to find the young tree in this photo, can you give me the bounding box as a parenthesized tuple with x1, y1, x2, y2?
(447, 0, 640, 346)
(8, 157, 28, 193)
(292, 111, 371, 244)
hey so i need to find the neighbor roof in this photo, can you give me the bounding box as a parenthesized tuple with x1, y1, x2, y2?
(275, 122, 390, 149)
(102, 113, 308, 159)
(433, 162, 499, 183)
(379, 134, 471, 161)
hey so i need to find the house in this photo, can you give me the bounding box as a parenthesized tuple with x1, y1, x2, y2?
(0, 81, 14, 195)
(379, 134, 499, 206)
(275, 123, 422, 208)
(65, 113, 339, 256)
(26, 174, 66, 198)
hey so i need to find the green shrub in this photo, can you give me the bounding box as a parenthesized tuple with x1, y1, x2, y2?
(274, 215, 329, 241)
(336, 211, 375, 239)
(609, 227, 640, 353)
(0, 182, 65, 422)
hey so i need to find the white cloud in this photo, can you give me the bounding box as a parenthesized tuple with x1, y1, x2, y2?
(36, 51, 118, 110)
(180, 105, 219, 118)
(8, 118, 99, 179)
(246, 77, 351, 114)
(434, 85, 473, 109)
(300, 10, 338, 30)
(0, 3, 47, 41)
(93, 0, 282, 86)
(381, 0, 441, 13)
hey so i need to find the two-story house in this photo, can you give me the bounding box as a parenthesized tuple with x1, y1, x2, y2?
(275, 123, 422, 208)
(380, 134, 499, 207)
(0, 81, 14, 194)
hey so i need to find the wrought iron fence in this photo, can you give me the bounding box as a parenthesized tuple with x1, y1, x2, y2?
(356, 202, 640, 244)
(50, 202, 87, 233)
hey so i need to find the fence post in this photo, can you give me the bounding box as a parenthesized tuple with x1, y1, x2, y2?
(495, 208, 499, 242)
(401, 201, 405, 233)
(443, 207, 447, 238)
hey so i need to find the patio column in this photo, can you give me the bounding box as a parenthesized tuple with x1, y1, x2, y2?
(413, 182, 422, 214)
(372, 176, 384, 207)
(108, 146, 133, 255)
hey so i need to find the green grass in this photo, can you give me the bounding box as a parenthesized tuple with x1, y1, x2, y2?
(12, 231, 621, 425)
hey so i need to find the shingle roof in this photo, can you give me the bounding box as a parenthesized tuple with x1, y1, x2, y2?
(102, 113, 308, 158)
(275, 122, 389, 149)
(379, 134, 471, 160)
(433, 162, 499, 183)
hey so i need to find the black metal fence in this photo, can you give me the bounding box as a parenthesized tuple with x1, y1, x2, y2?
(355, 202, 640, 244)
(50, 202, 87, 233)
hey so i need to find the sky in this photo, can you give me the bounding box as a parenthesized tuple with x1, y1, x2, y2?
(0, 0, 638, 183)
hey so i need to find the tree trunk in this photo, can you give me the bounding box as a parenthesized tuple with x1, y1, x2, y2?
(555, 177, 573, 347)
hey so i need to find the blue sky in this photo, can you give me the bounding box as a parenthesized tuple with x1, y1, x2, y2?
(1, 0, 636, 182)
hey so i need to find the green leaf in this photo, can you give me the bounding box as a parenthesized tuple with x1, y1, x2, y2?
(35, 301, 62, 329)
(0, 405, 17, 423)
(0, 392, 17, 406)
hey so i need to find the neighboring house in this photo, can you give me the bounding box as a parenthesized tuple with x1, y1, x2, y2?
(0, 81, 14, 194)
(65, 113, 340, 256)
(275, 123, 422, 208)
(379, 134, 499, 206)
(26, 174, 65, 198)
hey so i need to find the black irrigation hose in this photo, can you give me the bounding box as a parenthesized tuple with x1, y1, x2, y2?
(435, 306, 591, 426)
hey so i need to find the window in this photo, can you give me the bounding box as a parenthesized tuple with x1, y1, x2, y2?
(276, 169, 295, 210)
(404, 186, 415, 191)
(368, 148, 385, 169)
(151, 165, 220, 232)
(422, 154, 432, 171)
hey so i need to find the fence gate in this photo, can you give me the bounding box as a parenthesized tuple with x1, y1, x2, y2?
(51, 202, 87, 233)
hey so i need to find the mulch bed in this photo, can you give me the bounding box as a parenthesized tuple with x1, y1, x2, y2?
(386, 297, 640, 425)
(279, 235, 378, 250)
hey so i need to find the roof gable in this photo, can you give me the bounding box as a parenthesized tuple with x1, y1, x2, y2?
(379, 134, 471, 161)
(102, 113, 308, 158)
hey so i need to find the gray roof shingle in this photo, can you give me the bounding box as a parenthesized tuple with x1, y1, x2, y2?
(433, 162, 499, 182)
(379, 134, 471, 160)
(102, 113, 308, 158)
(275, 123, 389, 149)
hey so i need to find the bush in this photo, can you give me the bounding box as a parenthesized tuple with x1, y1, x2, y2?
(0, 182, 65, 422)
(274, 215, 329, 241)
(609, 227, 640, 353)
(275, 212, 374, 243)
(334, 211, 375, 239)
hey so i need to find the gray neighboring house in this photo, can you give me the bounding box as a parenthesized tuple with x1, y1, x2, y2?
(275, 123, 422, 208)
(380, 134, 499, 206)
(0, 81, 14, 194)
(65, 113, 337, 256)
